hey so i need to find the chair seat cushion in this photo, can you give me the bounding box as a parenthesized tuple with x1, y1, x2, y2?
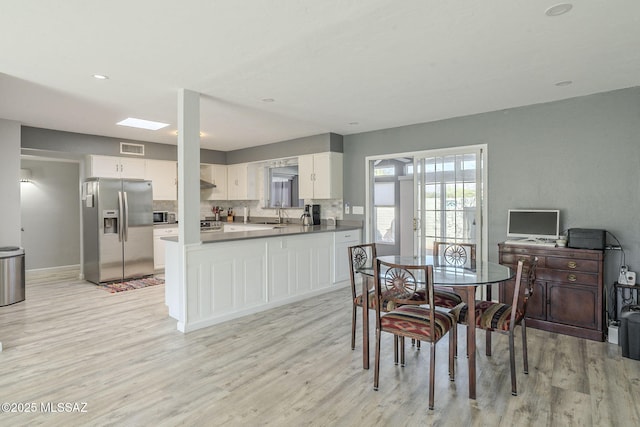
(356, 288, 463, 311)
(380, 305, 455, 342)
(355, 290, 423, 311)
(451, 301, 524, 331)
(431, 288, 463, 308)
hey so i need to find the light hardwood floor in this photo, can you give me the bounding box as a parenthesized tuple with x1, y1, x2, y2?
(0, 276, 639, 426)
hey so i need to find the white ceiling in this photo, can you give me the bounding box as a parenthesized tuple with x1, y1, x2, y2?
(1, 1, 639, 151)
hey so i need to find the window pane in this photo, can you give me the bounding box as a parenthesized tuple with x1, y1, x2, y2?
(374, 182, 395, 206)
(375, 207, 396, 244)
(418, 150, 481, 253)
(424, 183, 436, 210)
(374, 166, 395, 177)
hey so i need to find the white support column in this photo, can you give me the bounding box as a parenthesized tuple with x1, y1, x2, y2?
(177, 89, 201, 245)
(176, 89, 201, 332)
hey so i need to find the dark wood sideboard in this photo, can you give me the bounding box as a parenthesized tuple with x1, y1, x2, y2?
(498, 242, 605, 341)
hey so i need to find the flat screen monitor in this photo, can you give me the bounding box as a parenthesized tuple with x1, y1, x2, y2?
(507, 209, 560, 240)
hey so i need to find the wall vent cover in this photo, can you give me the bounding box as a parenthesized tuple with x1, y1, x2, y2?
(120, 142, 145, 156)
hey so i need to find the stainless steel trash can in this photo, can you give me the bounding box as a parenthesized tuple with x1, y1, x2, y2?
(620, 304, 640, 360)
(0, 246, 25, 306)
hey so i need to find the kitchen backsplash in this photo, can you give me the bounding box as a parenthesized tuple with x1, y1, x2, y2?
(153, 192, 343, 223)
(153, 200, 178, 213)
(201, 199, 343, 223)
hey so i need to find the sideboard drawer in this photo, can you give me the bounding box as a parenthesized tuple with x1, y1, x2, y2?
(545, 256, 599, 273)
(536, 268, 598, 286)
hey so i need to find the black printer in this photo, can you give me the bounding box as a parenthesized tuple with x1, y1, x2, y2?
(567, 228, 606, 250)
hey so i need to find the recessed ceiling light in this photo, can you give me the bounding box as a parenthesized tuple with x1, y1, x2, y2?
(117, 118, 170, 131)
(555, 80, 573, 87)
(174, 130, 205, 137)
(545, 3, 573, 17)
(261, 98, 275, 103)
(93, 74, 109, 80)
(349, 122, 359, 126)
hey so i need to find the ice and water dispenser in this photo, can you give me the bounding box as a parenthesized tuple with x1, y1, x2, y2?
(103, 210, 118, 234)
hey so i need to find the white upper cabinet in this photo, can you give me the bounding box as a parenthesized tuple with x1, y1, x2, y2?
(227, 163, 257, 200)
(145, 159, 177, 200)
(227, 163, 247, 200)
(200, 163, 228, 201)
(298, 152, 343, 199)
(86, 155, 146, 179)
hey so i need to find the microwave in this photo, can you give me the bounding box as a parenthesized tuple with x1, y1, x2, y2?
(153, 211, 177, 224)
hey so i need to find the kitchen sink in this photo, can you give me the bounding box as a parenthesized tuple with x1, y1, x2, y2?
(200, 227, 222, 233)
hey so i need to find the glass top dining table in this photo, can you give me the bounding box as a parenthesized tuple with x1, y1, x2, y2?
(357, 255, 514, 400)
(360, 255, 513, 286)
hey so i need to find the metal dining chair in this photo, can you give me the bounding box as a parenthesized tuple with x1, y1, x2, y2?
(433, 241, 477, 269)
(372, 258, 457, 410)
(450, 257, 538, 396)
(349, 243, 464, 352)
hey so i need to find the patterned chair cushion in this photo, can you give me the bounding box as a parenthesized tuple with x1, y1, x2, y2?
(356, 288, 462, 311)
(355, 290, 423, 311)
(432, 288, 463, 308)
(450, 301, 524, 331)
(381, 305, 455, 342)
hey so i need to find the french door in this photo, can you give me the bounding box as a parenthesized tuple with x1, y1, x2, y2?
(414, 146, 485, 261)
(367, 145, 486, 261)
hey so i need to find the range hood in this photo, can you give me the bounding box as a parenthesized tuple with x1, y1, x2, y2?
(200, 179, 216, 189)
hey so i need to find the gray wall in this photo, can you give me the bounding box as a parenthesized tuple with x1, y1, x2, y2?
(21, 126, 227, 164)
(21, 126, 344, 165)
(226, 133, 343, 164)
(0, 119, 22, 246)
(343, 87, 640, 286)
(20, 159, 80, 269)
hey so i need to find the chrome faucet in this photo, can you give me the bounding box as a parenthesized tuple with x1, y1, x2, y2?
(275, 207, 287, 224)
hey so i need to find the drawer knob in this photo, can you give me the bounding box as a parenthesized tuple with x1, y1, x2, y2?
(567, 274, 577, 282)
(567, 261, 577, 269)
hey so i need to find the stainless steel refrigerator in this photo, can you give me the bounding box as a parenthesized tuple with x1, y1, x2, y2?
(82, 178, 154, 284)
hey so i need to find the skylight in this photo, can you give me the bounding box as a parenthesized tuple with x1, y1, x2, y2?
(117, 117, 170, 131)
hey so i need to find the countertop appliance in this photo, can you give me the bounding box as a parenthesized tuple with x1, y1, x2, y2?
(301, 205, 312, 226)
(200, 220, 223, 232)
(153, 211, 177, 224)
(82, 178, 154, 284)
(312, 204, 321, 225)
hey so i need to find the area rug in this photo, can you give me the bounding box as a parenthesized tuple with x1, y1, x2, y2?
(98, 277, 165, 293)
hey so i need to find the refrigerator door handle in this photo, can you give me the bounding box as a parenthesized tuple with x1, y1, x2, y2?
(123, 191, 129, 242)
(118, 191, 124, 242)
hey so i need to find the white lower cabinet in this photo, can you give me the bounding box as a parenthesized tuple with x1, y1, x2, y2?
(267, 233, 334, 302)
(288, 233, 333, 292)
(166, 229, 357, 332)
(185, 239, 267, 325)
(267, 238, 295, 302)
(334, 229, 362, 283)
(153, 226, 178, 270)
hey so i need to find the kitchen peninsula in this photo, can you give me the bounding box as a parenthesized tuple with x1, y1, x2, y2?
(163, 223, 361, 332)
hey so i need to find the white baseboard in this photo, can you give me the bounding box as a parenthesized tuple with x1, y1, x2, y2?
(26, 264, 82, 283)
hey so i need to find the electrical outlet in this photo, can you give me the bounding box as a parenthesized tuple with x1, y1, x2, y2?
(344, 203, 350, 214)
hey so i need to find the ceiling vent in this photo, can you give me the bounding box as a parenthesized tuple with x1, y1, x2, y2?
(120, 142, 145, 156)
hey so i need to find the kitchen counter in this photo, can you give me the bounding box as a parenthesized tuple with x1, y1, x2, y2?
(163, 221, 362, 333)
(161, 223, 361, 243)
(154, 223, 178, 229)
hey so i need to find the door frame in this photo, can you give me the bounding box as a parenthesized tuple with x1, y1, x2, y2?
(364, 144, 488, 263)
